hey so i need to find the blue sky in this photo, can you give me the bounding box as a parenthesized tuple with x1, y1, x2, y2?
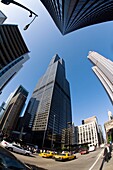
(0, 0, 113, 134)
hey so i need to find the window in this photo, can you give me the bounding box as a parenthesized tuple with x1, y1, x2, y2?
(0, 153, 26, 170)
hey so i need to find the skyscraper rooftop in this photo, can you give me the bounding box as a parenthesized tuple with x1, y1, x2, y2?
(23, 54, 72, 148)
(88, 51, 113, 104)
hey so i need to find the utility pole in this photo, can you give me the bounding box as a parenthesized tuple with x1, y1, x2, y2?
(67, 122, 72, 152)
(51, 115, 55, 150)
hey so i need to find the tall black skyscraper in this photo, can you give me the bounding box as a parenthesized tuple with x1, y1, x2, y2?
(40, 0, 113, 35)
(24, 54, 72, 148)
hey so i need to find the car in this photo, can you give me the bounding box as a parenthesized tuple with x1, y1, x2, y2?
(5, 143, 31, 156)
(88, 145, 96, 152)
(0, 140, 11, 147)
(52, 152, 58, 159)
(39, 151, 47, 157)
(80, 149, 89, 155)
(54, 152, 76, 161)
(41, 151, 54, 158)
(0, 144, 32, 170)
(100, 143, 105, 148)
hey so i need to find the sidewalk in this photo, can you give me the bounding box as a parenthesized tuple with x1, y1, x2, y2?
(102, 151, 113, 170)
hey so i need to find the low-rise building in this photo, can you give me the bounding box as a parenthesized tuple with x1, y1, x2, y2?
(61, 116, 104, 149)
(78, 121, 99, 147)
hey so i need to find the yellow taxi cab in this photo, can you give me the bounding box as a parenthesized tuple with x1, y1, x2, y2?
(54, 152, 76, 161)
(39, 151, 54, 158)
(39, 152, 45, 157)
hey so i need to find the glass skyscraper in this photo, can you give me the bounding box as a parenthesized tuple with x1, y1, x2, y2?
(88, 51, 113, 104)
(0, 11, 29, 94)
(23, 54, 72, 148)
(40, 0, 113, 35)
(0, 85, 28, 135)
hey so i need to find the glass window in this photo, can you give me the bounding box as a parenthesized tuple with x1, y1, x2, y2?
(0, 153, 27, 170)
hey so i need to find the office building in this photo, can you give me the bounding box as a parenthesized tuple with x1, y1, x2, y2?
(78, 116, 101, 147)
(108, 111, 113, 121)
(61, 123, 78, 149)
(0, 10, 7, 24)
(0, 11, 29, 94)
(98, 125, 105, 144)
(0, 85, 28, 135)
(104, 111, 113, 143)
(40, 1, 113, 35)
(23, 54, 72, 148)
(88, 51, 113, 104)
(78, 121, 99, 147)
(0, 92, 15, 122)
(61, 116, 104, 148)
(83, 116, 98, 125)
(0, 102, 6, 120)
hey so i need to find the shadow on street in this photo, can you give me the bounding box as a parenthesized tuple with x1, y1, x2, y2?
(99, 158, 105, 170)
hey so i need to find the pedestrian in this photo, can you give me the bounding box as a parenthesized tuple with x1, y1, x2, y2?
(108, 142, 112, 159)
(103, 144, 110, 162)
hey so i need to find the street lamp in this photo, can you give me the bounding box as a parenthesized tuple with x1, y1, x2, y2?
(51, 115, 55, 150)
(1, 0, 38, 30)
(23, 15, 37, 30)
(67, 122, 72, 152)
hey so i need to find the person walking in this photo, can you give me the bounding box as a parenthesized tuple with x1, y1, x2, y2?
(103, 144, 110, 162)
(100, 144, 111, 170)
(108, 142, 112, 159)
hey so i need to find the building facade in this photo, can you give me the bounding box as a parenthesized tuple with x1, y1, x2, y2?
(61, 123, 78, 149)
(0, 10, 7, 24)
(78, 121, 99, 147)
(83, 116, 98, 125)
(88, 51, 113, 104)
(61, 116, 103, 149)
(98, 125, 105, 144)
(104, 111, 113, 143)
(0, 11, 29, 94)
(23, 54, 72, 148)
(0, 102, 6, 120)
(0, 85, 28, 135)
(40, 0, 113, 35)
(108, 111, 113, 121)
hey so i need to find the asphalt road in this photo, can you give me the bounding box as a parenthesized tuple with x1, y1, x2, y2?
(12, 149, 104, 170)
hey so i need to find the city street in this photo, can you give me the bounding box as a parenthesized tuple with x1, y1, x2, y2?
(12, 149, 106, 170)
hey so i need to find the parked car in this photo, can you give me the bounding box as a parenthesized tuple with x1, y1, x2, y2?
(0, 145, 32, 170)
(88, 145, 96, 152)
(5, 143, 31, 156)
(100, 143, 105, 148)
(80, 149, 89, 155)
(0, 140, 11, 147)
(54, 152, 76, 161)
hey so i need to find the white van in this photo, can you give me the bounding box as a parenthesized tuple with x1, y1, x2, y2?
(88, 145, 95, 152)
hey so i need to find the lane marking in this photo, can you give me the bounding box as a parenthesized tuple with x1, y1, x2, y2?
(89, 149, 104, 170)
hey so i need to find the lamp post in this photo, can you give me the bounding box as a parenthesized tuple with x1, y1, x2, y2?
(51, 115, 55, 150)
(23, 15, 37, 30)
(1, 0, 38, 30)
(42, 128, 46, 150)
(67, 122, 72, 152)
(19, 126, 24, 141)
